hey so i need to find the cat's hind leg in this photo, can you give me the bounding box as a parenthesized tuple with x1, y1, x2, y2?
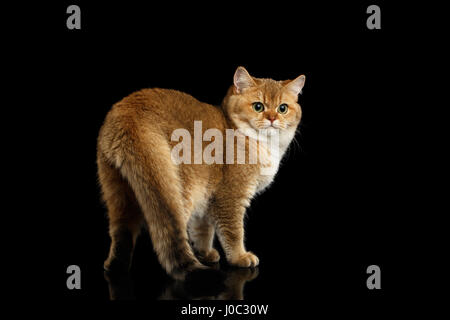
(114, 127, 204, 277)
(97, 154, 144, 274)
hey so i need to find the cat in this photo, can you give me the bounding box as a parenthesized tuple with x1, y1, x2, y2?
(97, 66, 305, 278)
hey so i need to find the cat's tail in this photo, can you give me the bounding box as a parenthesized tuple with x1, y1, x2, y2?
(99, 117, 204, 277)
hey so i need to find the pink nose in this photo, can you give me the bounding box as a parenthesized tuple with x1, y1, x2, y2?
(268, 115, 276, 123)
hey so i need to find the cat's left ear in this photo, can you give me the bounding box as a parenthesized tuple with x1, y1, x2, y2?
(285, 75, 306, 97)
(233, 66, 256, 94)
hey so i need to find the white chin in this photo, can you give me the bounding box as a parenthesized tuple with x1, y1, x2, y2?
(266, 127, 279, 136)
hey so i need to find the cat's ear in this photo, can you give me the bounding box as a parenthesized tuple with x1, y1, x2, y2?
(233, 66, 256, 94)
(285, 75, 306, 96)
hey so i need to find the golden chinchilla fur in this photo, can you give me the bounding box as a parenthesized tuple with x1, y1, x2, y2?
(97, 67, 305, 277)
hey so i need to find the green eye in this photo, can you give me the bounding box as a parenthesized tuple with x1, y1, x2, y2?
(252, 102, 264, 113)
(278, 104, 288, 114)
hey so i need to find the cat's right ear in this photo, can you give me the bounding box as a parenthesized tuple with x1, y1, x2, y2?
(233, 67, 256, 94)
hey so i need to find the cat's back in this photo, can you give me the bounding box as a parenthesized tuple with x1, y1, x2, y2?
(98, 87, 227, 179)
(107, 88, 226, 133)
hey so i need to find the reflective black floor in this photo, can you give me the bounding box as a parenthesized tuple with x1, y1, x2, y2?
(104, 266, 259, 300)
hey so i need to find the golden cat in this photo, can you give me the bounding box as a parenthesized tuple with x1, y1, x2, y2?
(97, 67, 305, 277)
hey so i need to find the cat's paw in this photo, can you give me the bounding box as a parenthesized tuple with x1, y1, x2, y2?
(229, 251, 259, 268)
(198, 248, 221, 264)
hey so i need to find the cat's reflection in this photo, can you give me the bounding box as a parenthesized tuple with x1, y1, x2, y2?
(104, 267, 259, 300)
(104, 271, 136, 300)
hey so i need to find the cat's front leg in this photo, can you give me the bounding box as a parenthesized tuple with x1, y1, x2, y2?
(210, 202, 259, 268)
(188, 214, 220, 264)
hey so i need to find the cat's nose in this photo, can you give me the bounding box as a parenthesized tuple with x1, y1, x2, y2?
(268, 115, 277, 123)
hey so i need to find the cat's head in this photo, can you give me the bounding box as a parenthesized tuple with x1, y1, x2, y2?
(223, 67, 305, 137)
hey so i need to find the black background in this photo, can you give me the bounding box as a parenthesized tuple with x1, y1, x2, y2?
(15, 0, 439, 315)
